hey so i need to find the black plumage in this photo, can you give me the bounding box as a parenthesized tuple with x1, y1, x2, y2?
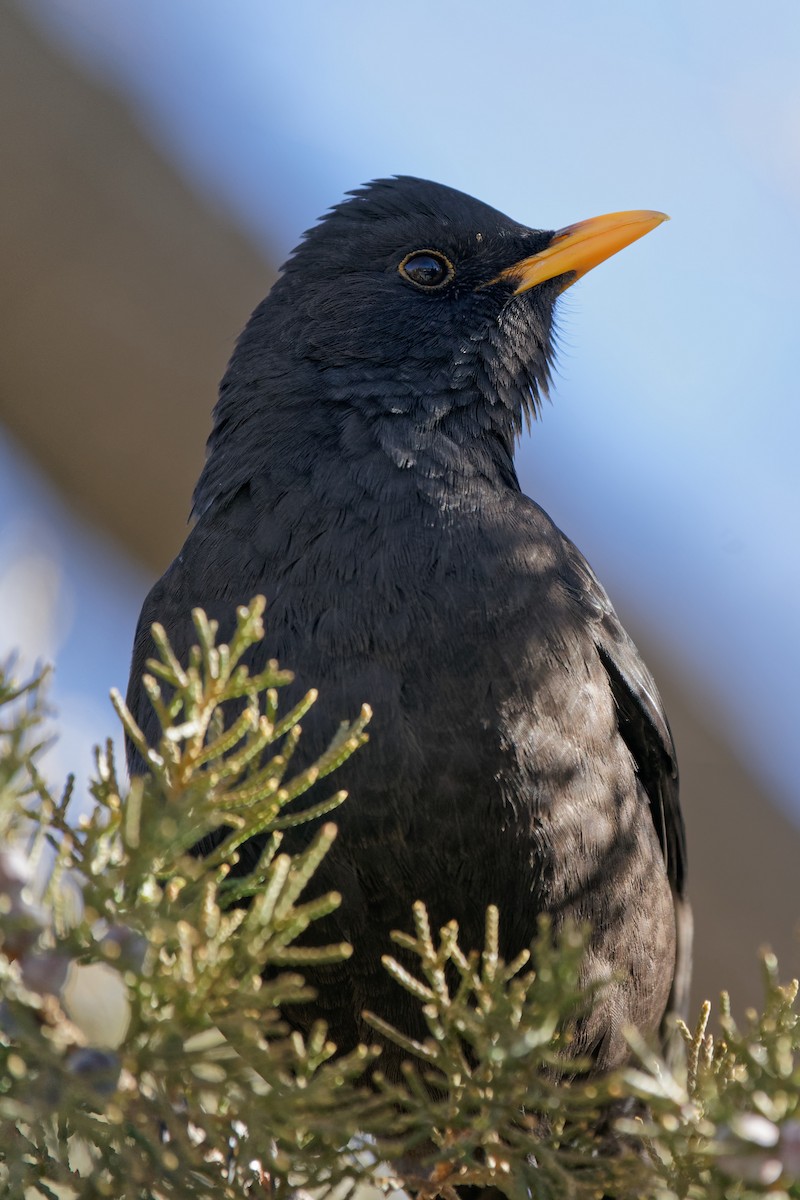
(127, 177, 690, 1079)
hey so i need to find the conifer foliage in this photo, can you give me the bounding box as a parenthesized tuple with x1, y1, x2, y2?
(1, 599, 799, 1198)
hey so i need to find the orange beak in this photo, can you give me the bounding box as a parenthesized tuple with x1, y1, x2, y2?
(496, 209, 669, 294)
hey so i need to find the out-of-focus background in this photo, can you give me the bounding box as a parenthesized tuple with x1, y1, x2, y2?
(1, 0, 798, 1012)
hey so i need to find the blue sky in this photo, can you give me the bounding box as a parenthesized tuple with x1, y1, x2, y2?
(5, 0, 800, 811)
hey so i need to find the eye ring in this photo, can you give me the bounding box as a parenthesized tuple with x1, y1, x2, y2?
(398, 249, 455, 290)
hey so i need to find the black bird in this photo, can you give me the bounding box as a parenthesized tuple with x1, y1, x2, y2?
(127, 177, 690, 1078)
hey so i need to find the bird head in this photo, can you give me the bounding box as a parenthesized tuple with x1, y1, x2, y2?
(196, 177, 665, 514)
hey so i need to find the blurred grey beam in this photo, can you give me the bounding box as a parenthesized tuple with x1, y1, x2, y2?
(1, 2, 798, 1016)
(0, 2, 274, 569)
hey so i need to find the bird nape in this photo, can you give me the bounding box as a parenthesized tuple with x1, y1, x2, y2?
(126, 175, 690, 1083)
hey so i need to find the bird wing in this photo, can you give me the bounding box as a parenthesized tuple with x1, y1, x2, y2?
(561, 539, 692, 1033)
(562, 541, 686, 894)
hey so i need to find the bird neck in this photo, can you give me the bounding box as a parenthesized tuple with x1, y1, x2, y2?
(194, 371, 523, 524)
(320, 353, 525, 506)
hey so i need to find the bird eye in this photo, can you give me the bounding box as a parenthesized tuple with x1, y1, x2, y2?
(398, 250, 454, 290)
